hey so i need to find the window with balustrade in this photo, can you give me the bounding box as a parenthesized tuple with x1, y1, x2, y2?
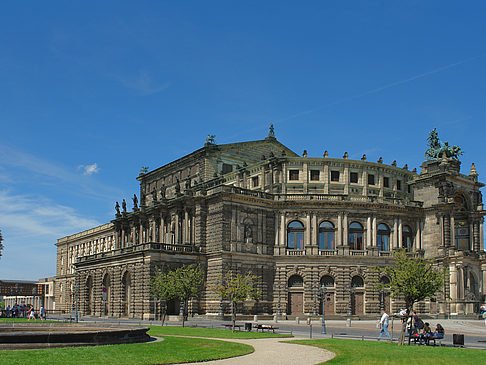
(377, 223, 390, 251)
(348, 222, 364, 250)
(287, 221, 304, 249)
(319, 221, 335, 250)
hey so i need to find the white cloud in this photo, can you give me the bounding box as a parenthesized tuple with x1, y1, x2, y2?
(116, 70, 170, 95)
(0, 189, 99, 239)
(79, 163, 100, 176)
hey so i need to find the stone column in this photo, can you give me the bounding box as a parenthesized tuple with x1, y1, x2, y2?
(398, 219, 403, 249)
(151, 218, 156, 242)
(337, 213, 343, 246)
(419, 221, 424, 250)
(372, 216, 377, 247)
(175, 212, 180, 244)
(343, 213, 348, 246)
(415, 221, 421, 250)
(274, 214, 279, 247)
(443, 215, 450, 247)
(480, 221, 484, 252)
(306, 213, 311, 248)
(473, 221, 480, 252)
(160, 215, 165, 242)
(440, 214, 444, 247)
(450, 264, 457, 301)
(184, 210, 190, 243)
(450, 215, 455, 248)
(366, 216, 372, 248)
(393, 218, 398, 249)
(469, 222, 474, 251)
(280, 214, 286, 248)
(311, 213, 317, 247)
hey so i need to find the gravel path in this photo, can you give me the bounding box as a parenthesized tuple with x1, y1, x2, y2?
(179, 337, 334, 365)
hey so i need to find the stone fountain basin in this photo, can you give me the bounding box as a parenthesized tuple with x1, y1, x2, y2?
(0, 323, 151, 350)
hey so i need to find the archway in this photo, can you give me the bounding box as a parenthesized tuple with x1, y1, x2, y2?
(122, 272, 132, 317)
(102, 274, 111, 316)
(287, 274, 304, 315)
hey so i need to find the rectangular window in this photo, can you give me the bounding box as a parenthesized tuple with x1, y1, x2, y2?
(383, 176, 389, 188)
(310, 170, 320, 181)
(289, 170, 299, 180)
(222, 163, 233, 174)
(331, 171, 340, 182)
(396, 180, 402, 190)
(350, 172, 358, 183)
(368, 174, 375, 185)
(252, 176, 259, 187)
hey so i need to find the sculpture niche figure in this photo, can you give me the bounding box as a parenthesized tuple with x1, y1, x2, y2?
(244, 224, 253, 243)
(132, 194, 138, 209)
(160, 185, 166, 199)
(122, 199, 127, 213)
(425, 128, 463, 160)
(151, 189, 157, 202)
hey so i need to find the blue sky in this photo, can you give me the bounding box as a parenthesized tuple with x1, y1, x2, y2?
(1, 1, 485, 280)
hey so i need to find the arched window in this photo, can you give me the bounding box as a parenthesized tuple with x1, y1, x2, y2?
(349, 222, 364, 250)
(320, 275, 335, 288)
(319, 221, 335, 250)
(351, 276, 364, 288)
(379, 276, 391, 286)
(102, 274, 111, 316)
(288, 275, 304, 288)
(402, 225, 413, 251)
(377, 224, 390, 251)
(122, 272, 131, 316)
(287, 221, 304, 249)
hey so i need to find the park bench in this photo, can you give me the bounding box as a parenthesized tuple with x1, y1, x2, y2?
(253, 324, 279, 333)
(223, 324, 243, 331)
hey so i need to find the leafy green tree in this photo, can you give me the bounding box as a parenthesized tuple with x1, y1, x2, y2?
(374, 249, 445, 345)
(212, 271, 261, 332)
(150, 264, 205, 327)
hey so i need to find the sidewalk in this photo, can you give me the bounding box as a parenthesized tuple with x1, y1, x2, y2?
(179, 337, 334, 365)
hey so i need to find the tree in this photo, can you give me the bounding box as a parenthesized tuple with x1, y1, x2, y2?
(0, 230, 4, 258)
(212, 271, 261, 332)
(150, 264, 205, 327)
(374, 249, 445, 345)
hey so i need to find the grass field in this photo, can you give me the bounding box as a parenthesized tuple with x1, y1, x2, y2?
(0, 324, 290, 365)
(148, 325, 293, 339)
(0, 335, 253, 365)
(291, 338, 485, 365)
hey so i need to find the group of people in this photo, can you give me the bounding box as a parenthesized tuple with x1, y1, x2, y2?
(377, 309, 444, 345)
(3, 304, 46, 320)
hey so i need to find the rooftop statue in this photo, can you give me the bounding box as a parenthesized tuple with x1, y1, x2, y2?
(206, 134, 216, 144)
(268, 123, 275, 138)
(425, 128, 463, 160)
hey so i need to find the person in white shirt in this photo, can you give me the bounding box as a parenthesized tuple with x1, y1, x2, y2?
(377, 310, 391, 341)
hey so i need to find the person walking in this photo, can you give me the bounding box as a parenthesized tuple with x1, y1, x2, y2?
(377, 310, 391, 341)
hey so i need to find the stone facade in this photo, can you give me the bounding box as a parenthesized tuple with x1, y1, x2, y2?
(55, 130, 486, 319)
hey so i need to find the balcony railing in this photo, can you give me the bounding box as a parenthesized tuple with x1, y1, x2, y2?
(319, 249, 337, 256)
(76, 241, 198, 263)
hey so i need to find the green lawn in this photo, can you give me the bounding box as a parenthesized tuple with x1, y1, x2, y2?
(291, 339, 485, 365)
(148, 325, 293, 339)
(0, 325, 290, 365)
(0, 336, 253, 365)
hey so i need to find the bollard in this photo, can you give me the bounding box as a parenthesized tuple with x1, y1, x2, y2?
(346, 318, 352, 327)
(310, 324, 312, 339)
(296, 316, 300, 324)
(254, 315, 258, 322)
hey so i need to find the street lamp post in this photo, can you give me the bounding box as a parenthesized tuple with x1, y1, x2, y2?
(346, 286, 355, 327)
(313, 282, 317, 316)
(317, 286, 327, 334)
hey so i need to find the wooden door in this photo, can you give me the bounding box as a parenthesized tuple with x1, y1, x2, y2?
(288, 292, 303, 315)
(319, 293, 335, 315)
(384, 293, 391, 314)
(352, 292, 364, 315)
